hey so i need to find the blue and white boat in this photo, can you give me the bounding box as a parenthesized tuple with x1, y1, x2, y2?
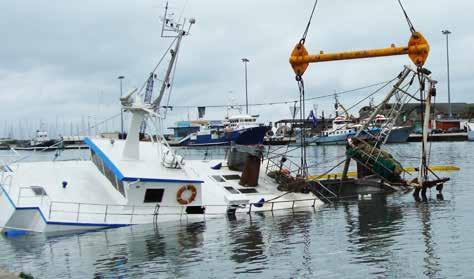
(0, 12, 321, 234)
(307, 116, 360, 145)
(307, 114, 412, 145)
(370, 114, 413, 143)
(175, 115, 270, 146)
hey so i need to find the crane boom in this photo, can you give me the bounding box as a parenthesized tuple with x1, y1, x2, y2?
(290, 32, 429, 76)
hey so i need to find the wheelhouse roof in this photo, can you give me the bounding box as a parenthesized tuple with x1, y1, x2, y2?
(85, 138, 203, 184)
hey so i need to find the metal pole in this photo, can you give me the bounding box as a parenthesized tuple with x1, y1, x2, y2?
(118, 76, 125, 137)
(242, 58, 249, 114)
(442, 30, 452, 118)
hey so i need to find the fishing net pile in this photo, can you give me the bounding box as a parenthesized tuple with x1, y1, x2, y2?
(347, 139, 403, 182)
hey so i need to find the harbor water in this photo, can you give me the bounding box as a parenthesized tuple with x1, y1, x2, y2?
(0, 142, 472, 278)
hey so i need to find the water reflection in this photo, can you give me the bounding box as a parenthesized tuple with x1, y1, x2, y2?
(227, 215, 267, 273)
(345, 195, 403, 268)
(415, 203, 441, 278)
(269, 210, 315, 277)
(91, 222, 208, 278)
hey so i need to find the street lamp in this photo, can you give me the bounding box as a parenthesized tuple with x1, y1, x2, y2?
(442, 30, 452, 118)
(241, 58, 250, 114)
(118, 75, 125, 138)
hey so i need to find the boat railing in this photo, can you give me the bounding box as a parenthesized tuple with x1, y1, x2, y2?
(15, 189, 320, 224)
(265, 153, 303, 177)
(0, 148, 21, 171)
(0, 175, 14, 196)
(16, 186, 53, 217)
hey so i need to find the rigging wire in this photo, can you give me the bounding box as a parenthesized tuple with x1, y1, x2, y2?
(310, 75, 400, 136)
(296, 77, 308, 178)
(176, 0, 190, 24)
(300, 0, 319, 44)
(137, 36, 179, 96)
(397, 0, 416, 33)
(161, 79, 393, 109)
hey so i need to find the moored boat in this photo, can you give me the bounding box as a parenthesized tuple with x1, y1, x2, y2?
(306, 116, 382, 145)
(175, 115, 270, 146)
(306, 116, 357, 145)
(370, 114, 413, 143)
(467, 122, 474, 141)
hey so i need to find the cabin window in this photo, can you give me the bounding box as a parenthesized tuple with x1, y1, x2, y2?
(91, 149, 105, 174)
(224, 186, 240, 194)
(222, 174, 240, 180)
(212, 175, 226, 182)
(186, 206, 205, 214)
(238, 188, 258, 194)
(30, 186, 47, 196)
(144, 189, 165, 203)
(91, 149, 125, 197)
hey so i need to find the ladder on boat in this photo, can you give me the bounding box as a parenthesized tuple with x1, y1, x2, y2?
(344, 67, 415, 183)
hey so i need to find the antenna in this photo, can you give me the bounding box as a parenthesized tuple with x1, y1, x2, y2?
(161, 1, 196, 38)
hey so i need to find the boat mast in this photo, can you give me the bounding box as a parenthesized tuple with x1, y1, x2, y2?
(121, 2, 195, 161)
(151, 2, 195, 112)
(418, 77, 437, 188)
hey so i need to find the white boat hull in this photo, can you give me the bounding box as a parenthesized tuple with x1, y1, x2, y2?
(467, 123, 474, 141)
(1, 173, 322, 234)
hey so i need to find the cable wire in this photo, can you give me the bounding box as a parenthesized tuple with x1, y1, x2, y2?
(162, 79, 393, 109)
(300, 0, 319, 44)
(397, 0, 416, 33)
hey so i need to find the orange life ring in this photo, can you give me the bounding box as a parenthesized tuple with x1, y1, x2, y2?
(176, 185, 197, 205)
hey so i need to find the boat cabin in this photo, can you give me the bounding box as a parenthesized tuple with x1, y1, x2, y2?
(226, 115, 259, 129)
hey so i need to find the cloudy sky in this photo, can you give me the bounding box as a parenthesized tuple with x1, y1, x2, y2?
(0, 0, 472, 138)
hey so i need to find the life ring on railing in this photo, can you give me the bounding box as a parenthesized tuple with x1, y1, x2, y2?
(176, 185, 197, 205)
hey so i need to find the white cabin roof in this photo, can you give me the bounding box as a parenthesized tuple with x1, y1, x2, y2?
(86, 138, 203, 184)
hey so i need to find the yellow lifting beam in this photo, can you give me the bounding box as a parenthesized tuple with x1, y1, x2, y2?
(290, 32, 430, 76)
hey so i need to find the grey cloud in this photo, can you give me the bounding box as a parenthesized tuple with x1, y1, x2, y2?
(0, 0, 472, 138)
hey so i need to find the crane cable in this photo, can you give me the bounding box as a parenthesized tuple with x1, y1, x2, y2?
(302, 0, 415, 42)
(293, 0, 320, 178)
(397, 0, 416, 34)
(299, 0, 319, 44)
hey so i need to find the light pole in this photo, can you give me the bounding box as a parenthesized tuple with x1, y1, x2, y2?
(118, 75, 125, 137)
(442, 30, 452, 118)
(241, 58, 250, 114)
